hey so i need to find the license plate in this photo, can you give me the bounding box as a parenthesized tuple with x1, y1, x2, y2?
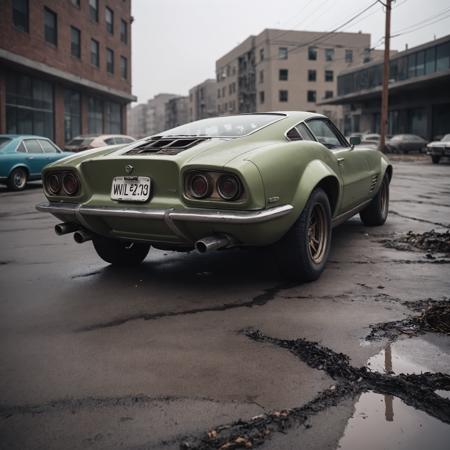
(111, 176, 151, 202)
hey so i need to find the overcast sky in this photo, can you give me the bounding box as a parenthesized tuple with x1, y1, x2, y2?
(131, 0, 450, 104)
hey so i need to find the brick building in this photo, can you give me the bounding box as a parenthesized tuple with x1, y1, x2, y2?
(0, 0, 135, 148)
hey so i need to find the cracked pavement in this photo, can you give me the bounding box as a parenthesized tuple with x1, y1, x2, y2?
(0, 157, 449, 449)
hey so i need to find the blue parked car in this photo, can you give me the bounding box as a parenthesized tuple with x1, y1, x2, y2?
(0, 135, 72, 191)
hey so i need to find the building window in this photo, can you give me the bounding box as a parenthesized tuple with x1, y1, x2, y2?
(106, 48, 114, 74)
(308, 70, 316, 82)
(5, 71, 54, 139)
(259, 91, 265, 104)
(64, 89, 81, 142)
(120, 56, 128, 79)
(279, 90, 288, 102)
(324, 90, 333, 99)
(217, 89, 221, 99)
(259, 70, 264, 83)
(425, 47, 436, 74)
(308, 47, 317, 61)
(12, 0, 29, 32)
(260, 48, 264, 61)
(89, 0, 99, 22)
(436, 41, 450, 71)
(44, 8, 57, 46)
(90, 39, 99, 67)
(105, 7, 114, 34)
(105, 102, 122, 133)
(345, 49, 353, 63)
(278, 47, 288, 60)
(325, 70, 334, 82)
(307, 90, 316, 103)
(279, 69, 288, 81)
(70, 0, 80, 7)
(88, 97, 103, 133)
(70, 26, 81, 58)
(325, 48, 335, 61)
(120, 19, 128, 44)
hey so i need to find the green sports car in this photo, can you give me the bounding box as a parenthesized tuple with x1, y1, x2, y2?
(36, 112, 392, 281)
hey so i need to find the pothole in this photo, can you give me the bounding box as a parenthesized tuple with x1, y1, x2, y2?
(337, 391, 450, 450)
(383, 230, 450, 256)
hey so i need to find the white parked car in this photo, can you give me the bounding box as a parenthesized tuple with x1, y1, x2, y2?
(65, 134, 136, 152)
(426, 134, 450, 164)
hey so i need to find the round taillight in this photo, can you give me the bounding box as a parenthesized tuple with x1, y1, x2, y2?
(46, 173, 61, 195)
(189, 173, 211, 199)
(217, 174, 241, 201)
(62, 173, 79, 196)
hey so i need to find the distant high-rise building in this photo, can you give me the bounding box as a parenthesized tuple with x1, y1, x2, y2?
(165, 96, 189, 129)
(188, 79, 217, 122)
(215, 29, 380, 129)
(0, 0, 135, 147)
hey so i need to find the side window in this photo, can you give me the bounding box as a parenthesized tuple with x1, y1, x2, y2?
(305, 119, 347, 149)
(286, 122, 317, 142)
(122, 138, 134, 143)
(104, 137, 116, 145)
(24, 139, 44, 153)
(39, 140, 59, 153)
(16, 141, 27, 152)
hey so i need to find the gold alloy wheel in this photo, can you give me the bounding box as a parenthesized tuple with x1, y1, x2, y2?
(379, 180, 388, 218)
(307, 203, 328, 264)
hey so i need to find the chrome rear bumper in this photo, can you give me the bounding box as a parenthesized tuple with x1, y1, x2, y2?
(36, 201, 293, 225)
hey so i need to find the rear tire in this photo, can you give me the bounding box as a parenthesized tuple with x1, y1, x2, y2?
(431, 155, 441, 164)
(277, 188, 332, 282)
(7, 167, 28, 191)
(92, 235, 150, 266)
(360, 175, 389, 226)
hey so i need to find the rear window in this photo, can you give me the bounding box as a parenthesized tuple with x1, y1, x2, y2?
(0, 137, 11, 151)
(160, 114, 285, 138)
(69, 138, 94, 146)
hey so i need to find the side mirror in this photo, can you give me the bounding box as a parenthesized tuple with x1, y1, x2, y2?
(349, 136, 361, 146)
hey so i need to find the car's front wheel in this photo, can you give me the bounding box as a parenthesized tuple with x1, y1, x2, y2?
(93, 235, 150, 266)
(277, 188, 332, 282)
(360, 175, 389, 226)
(8, 167, 28, 191)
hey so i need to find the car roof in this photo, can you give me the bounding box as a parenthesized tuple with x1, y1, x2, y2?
(0, 134, 53, 139)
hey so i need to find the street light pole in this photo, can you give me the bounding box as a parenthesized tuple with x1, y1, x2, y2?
(380, 0, 392, 152)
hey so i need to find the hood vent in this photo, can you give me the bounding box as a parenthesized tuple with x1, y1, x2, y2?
(126, 136, 210, 155)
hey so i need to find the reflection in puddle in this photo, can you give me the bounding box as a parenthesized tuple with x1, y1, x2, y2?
(436, 390, 450, 400)
(337, 391, 450, 450)
(367, 334, 450, 375)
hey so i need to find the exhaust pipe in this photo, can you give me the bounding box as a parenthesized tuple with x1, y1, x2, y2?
(55, 222, 79, 236)
(73, 229, 93, 244)
(195, 235, 234, 253)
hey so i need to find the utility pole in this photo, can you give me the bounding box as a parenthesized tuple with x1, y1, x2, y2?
(380, 0, 392, 152)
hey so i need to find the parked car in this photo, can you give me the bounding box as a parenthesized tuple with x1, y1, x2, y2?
(65, 134, 136, 152)
(426, 134, 450, 164)
(0, 135, 72, 191)
(361, 133, 393, 148)
(386, 134, 427, 153)
(37, 112, 392, 282)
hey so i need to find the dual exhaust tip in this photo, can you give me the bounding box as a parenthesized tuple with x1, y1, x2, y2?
(55, 222, 234, 252)
(55, 222, 92, 243)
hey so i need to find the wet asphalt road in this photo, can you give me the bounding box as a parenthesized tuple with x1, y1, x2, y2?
(0, 157, 449, 449)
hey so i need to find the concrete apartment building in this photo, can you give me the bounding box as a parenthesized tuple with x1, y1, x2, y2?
(145, 93, 179, 136)
(165, 96, 189, 129)
(321, 35, 450, 139)
(127, 103, 147, 138)
(0, 0, 135, 148)
(216, 29, 374, 128)
(188, 79, 217, 122)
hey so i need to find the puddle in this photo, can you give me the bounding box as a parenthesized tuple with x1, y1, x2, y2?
(436, 390, 450, 400)
(337, 391, 450, 450)
(367, 334, 450, 374)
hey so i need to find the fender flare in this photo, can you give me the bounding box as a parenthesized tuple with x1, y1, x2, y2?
(8, 163, 30, 178)
(291, 159, 342, 222)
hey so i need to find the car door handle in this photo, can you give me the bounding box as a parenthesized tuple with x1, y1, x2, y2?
(337, 157, 345, 165)
(26, 156, 34, 160)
